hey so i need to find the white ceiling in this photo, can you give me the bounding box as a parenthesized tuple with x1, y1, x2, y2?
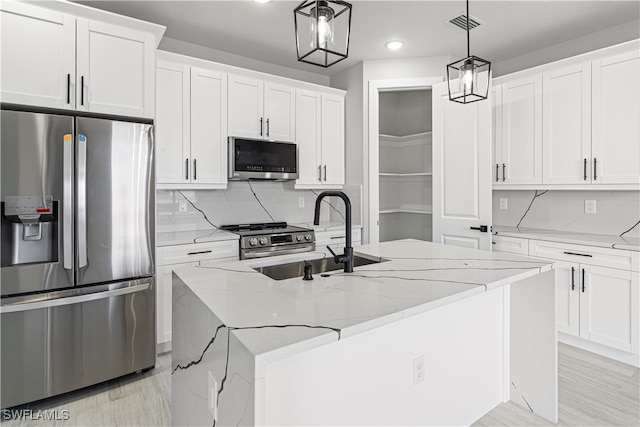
(75, 1, 640, 76)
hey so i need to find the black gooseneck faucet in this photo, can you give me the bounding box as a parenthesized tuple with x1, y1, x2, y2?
(313, 191, 353, 273)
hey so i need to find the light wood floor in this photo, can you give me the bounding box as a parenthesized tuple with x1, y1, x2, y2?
(475, 343, 640, 426)
(1, 343, 638, 426)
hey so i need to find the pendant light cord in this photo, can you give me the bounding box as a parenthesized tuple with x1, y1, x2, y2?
(466, 0, 470, 57)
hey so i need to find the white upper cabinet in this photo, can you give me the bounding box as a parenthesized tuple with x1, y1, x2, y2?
(492, 85, 503, 183)
(500, 75, 543, 185)
(264, 82, 296, 142)
(0, 2, 75, 109)
(76, 19, 154, 117)
(228, 75, 295, 142)
(295, 89, 322, 186)
(156, 61, 189, 185)
(155, 55, 228, 189)
(189, 67, 227, 186)
(494, 42, 640, 189)
(0, 1, 159, 118)
(294, 89, 345, 189)
(321, 93, 345, 186)
(592, 50, 640, 185)
(542, 63, 592, 184)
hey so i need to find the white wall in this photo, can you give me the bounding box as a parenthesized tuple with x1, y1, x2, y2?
(159, 37, 330, 86)
(492, 190, 640, 238)
(493, 19, 640, 77)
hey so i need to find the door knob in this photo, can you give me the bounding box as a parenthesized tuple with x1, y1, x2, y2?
(470, 225, 488, 232)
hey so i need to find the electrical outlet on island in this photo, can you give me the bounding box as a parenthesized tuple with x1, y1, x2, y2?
(584, 200, 596, 214)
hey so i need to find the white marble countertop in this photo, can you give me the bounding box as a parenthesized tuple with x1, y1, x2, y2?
(173, 239, 553, 363)
(156, 228, 239, 247)
(291, 221, 363, 232)
(493, 226, 640, 252)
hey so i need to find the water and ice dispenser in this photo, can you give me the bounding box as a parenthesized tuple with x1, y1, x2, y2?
(1, 195, 58, 267)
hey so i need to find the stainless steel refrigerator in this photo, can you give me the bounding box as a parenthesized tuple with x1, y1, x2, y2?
(0, 108, 156, 409)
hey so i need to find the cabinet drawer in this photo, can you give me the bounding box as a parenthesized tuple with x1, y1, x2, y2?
(315, 228, 361, 246)
(529, 239, 638, 272)
(157, 240, 239, 265)
(492, 235, 528, 255)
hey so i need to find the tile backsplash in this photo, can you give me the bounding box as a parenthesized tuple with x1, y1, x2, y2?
(492, 190, 640, 238)
(156, 182, 362, 233)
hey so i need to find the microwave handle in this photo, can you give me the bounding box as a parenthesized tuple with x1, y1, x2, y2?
(235, 147, 240, 161)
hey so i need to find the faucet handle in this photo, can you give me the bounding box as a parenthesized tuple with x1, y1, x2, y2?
(326, 245, 338, 259)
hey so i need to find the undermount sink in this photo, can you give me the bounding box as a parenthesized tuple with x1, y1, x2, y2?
(254, 255, 388, 281)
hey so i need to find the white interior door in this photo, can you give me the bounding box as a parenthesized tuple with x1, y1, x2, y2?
(432, 82, 492, 251)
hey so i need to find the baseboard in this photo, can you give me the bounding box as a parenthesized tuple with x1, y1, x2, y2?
(559, 333, 639, 367)
(156, 340, 171, 355)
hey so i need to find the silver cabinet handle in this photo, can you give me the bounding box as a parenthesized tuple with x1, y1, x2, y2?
(496, 163, 499, 182)
(63, 133, 73, 269)
(593, 158, 597, 181)
(77, 134, 88, 268)
(80, 75, 84, 106)
(266, 118, 270, 137)
(193, 158, 197, 180)
(323, 164, 327, 181)
(0, 280, 150, 313)
(318, 165, 322, 182)
(502, 163, 506, 182)
(185, 158, 189, 181)
(260, 117, 263, 136)
(571, 266, 575, 291)
(584, 158, 587, 181)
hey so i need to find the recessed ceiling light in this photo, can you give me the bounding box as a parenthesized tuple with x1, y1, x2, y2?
(254, 0, 272, 3)
(385, 40, 405, 51)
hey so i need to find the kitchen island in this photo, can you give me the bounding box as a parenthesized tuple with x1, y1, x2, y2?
(172, 240, 557, 426)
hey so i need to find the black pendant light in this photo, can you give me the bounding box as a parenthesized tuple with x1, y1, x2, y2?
(294, 0, 352, 68)
(447, 0, 491, 103)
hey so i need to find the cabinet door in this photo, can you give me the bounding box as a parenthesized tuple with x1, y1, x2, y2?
(592, 50, 640, 184)
(157, 262, 198, 346)
(321, 93, 345, 187)
(156, 61, 189, 185)
(295, 89, 323, 187)
(502, 75, 543, 184)
(543, 63, 592, 184)
(555, 261, 581, 337)
(492, 85, 503, 184)
(228, 74, 264, 138)
(264, 82, 295, 142)
(190, 67, 228, 186)
(580, 265, 639, 354)
(76, 19, 154, 118)
(0, 2, 75, 109)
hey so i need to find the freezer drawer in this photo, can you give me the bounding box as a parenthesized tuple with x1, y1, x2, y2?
(0, 278, 156, 409)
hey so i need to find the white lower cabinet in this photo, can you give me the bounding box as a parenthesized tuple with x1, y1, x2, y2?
(156, 239, 239, 351)
(315, 228, 361, 251)
(493, 235, 639, 360)
(528, 239, 640, 357)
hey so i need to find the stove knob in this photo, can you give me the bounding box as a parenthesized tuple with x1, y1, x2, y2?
(259, 237, 268, 245)
(305, 233, 312, 241)
(296, 234, 303, 242)
(249, 237, 258, 246)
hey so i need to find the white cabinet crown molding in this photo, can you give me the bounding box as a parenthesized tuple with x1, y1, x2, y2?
(156, 50, 345, 97)
(24, 0, 166, 46)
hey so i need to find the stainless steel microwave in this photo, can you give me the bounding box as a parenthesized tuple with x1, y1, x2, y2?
(228, 137, 298, 180)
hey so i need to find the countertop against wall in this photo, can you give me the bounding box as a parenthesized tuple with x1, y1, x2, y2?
(156, 228, 239, 246)
(493, 226, 640, 252)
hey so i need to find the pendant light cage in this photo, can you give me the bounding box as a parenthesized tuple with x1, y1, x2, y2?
(447, 55, 491, 103)
(294, 0, 352, 68)
(447, 0, 491, 103)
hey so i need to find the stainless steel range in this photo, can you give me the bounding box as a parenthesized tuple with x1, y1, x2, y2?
(220, 222, 315, 259)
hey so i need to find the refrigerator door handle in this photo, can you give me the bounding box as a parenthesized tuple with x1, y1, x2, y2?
(77, 134, 88, 268)
(63, 134, 73, 269)
(0, 281, 151, 313)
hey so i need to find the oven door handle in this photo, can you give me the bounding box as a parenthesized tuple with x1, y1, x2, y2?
(243, 246, 315, 259)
